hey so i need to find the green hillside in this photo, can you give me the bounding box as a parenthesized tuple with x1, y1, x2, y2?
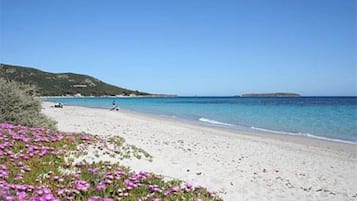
(0, 63, 149, 96)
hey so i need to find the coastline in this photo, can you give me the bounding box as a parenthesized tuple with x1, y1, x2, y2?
(41, 98, 357, 148)
(41, 102, 357, 201)
(109, 106, 357, 155)
(109, 105, 357, 154)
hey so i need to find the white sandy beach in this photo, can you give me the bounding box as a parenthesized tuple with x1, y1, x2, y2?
(42, 102, 357, 201)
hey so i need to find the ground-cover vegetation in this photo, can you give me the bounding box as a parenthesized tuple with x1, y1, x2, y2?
(0, 123, 222, 201)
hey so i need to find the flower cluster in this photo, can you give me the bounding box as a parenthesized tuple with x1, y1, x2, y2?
(0, 123, 222, 200)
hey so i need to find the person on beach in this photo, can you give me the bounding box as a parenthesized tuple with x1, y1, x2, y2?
(111, 101, 116, 110)
(54, 102, 63, 108)
(111, 101, 119, 111)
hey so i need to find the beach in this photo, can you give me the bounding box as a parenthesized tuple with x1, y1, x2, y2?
(42, 102, 357, 201)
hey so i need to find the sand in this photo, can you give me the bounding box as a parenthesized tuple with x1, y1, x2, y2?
(42, 102, 357, 201)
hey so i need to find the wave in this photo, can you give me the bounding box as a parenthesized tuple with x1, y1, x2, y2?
(304, 134, 357, 144)
(198, 118, 235, 127)
(250, 126, 298, 135)
(199, 118, 357, 144)
(250, 126, 357, 144)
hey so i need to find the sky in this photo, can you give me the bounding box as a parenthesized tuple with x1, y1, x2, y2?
(0, 0, 356, 96)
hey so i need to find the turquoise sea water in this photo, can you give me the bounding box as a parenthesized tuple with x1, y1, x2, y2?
(42, 97, 357, 144)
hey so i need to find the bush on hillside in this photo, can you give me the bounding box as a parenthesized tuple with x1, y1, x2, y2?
(0, 78, 56, 129)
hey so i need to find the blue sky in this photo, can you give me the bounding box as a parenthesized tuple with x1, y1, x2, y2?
(0, 0, 356, 96)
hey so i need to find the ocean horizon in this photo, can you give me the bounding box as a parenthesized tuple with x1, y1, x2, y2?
(42, 96, 357, 144)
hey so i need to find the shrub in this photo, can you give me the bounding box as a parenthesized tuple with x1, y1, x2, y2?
(0, 78, 56, 129)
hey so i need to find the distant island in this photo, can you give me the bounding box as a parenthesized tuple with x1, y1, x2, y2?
(0, 63, 151, 97)
(241, 93, 301, 97)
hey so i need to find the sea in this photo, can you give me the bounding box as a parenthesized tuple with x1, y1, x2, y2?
(42, 97, 357, 144)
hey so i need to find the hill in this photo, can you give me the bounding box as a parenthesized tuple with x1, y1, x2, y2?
(241, 93, 301, 97)
(0, 63, 150, 96)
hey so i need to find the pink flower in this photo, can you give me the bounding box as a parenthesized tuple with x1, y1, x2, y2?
(14, 174, 23, 180)
(185, 183, 193, 189)
(75, 180, 90, 191)
(43, 193, 54, 200)
(149, 185, 161, 193)
(4, 196, 16, 201)
(87, 196, 101, 201)
(16, 191, 26, 200)
(163, 186, 180, 195)
(75, 162, 85, 167)
(0, 169, 9, 178)
(88, 168, 99, 174)
(96, 182, 107, 191)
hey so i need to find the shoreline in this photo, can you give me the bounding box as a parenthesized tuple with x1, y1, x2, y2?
(41, 102, 357, 201)
(116, 106, 357, 154)
(43, 101, 357, 152)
